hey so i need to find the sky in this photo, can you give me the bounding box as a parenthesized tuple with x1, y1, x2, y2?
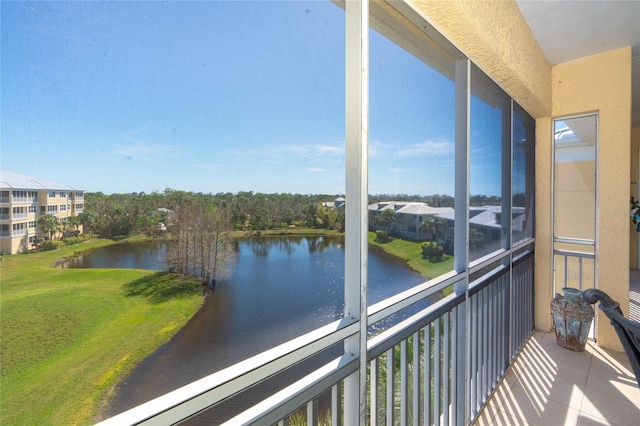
(2, 0, 505, 196)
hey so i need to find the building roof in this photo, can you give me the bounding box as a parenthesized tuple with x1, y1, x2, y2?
(368, 201, 453, 215)
(0, 170, 82, 191)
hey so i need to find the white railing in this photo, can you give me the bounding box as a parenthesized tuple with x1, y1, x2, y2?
(97, 245, 535, 425)
(553, 237, 595, 293)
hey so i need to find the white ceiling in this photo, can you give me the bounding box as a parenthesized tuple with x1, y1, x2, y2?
(515, 0, 640, 128)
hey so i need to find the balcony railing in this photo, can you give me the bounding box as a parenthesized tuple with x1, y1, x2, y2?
(98, 243, 534, 425)
(10, 196, 37, 204)
(553, 237, 595, 292)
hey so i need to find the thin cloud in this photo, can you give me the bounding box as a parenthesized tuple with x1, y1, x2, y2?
(227, 142, 344, 163)
(395, 140, 454, 158)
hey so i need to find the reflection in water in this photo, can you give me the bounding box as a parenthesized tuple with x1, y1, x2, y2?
(92, 236, 431, 422)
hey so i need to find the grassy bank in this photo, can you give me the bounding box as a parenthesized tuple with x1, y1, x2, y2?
(229, 227, 344, 238)
(0, 238, 203, 425)
(367, 232, 454, 279)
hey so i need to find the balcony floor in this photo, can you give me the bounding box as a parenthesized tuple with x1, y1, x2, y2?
(474, 330, 640, 425)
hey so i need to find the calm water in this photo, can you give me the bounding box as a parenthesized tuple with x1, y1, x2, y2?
(78, 236, 434, 423)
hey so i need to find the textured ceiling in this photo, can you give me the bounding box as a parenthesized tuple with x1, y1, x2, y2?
(515, 0, 640, 128)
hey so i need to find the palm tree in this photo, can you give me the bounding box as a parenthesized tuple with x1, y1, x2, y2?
(421, 215, 446, 243)
(37, 214, 60, 240)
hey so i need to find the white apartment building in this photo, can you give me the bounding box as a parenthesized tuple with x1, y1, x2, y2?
(0, 171, 84, 254)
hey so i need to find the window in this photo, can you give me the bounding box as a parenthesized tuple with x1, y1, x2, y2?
(48, 192, 56, 198)
(47, 205, 58, 213)
(469, 64, 510, 261)
(28, 205, 36, 213)
(60, 204, 67, 212)
(40, 206, 46, 213)
(369, 1, 457, 300)
(28, 221, 37, 229)
(512, 104, 535, 244)
(60, 192, 67, 198)
(76, 203, 84, 210)
(12, 222, 26, 235)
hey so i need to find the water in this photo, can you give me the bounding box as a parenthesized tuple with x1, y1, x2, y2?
(74, 236, 433, 422)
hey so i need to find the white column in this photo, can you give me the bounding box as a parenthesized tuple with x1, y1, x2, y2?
(344, 0, 369, 425)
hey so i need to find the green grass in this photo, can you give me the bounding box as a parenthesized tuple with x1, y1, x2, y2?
(0, 238, 203, 425)
(367, 232, 454, 279)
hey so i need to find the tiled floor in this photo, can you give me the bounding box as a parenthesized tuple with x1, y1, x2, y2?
(474, 330, 640, 425)
(629, 269, 640, 323)
(475, 270, 640, 425)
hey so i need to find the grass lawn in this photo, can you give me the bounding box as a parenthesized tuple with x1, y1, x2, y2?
(0, 238, 203, 425)
(367, 231, 454, 279)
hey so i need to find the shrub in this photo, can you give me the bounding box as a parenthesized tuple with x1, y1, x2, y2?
(62, 234, 92, 245)
(421, 241, 444, 262)
(375, 230, 391, 243)
(40, 240, 66, 251)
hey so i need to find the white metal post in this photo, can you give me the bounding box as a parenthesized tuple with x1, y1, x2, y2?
(344, 0, 368, 425)
(454, 57, 470, 425)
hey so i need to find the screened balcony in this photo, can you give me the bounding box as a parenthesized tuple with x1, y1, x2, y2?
(94, 0, 638, 424)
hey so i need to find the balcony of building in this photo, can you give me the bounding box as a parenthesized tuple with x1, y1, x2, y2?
(85, 0, 638, 424)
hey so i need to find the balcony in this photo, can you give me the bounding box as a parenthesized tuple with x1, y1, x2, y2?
(475, 331, 639, 425)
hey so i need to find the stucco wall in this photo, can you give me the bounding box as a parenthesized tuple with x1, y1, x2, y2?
(550, 48, 632, 350)
(409, 0, 551, 119)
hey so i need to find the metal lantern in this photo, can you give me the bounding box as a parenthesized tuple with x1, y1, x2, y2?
(551, 287, 594, 351)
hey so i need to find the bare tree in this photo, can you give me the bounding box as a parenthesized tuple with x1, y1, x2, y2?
(166, 202, 236, 291)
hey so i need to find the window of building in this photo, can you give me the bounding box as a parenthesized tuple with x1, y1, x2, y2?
(28, 205, 36, 213)
(60, 192, 67, 198)
(40, 206, 46, 213)
(48, 192, 56, 198)
(28, 221, 37, 229)
(47, 205, 58, 213)
(60, 204, 67, 212)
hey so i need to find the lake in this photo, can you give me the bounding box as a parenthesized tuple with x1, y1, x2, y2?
(74, 236, 434, 423)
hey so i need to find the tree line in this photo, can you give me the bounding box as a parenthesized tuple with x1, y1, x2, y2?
(79, 190, 346, 238)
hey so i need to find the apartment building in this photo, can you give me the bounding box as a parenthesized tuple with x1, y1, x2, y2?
(0, 171, 84, 254)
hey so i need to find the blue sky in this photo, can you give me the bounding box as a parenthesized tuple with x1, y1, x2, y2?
(2, 0, 502, 196)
